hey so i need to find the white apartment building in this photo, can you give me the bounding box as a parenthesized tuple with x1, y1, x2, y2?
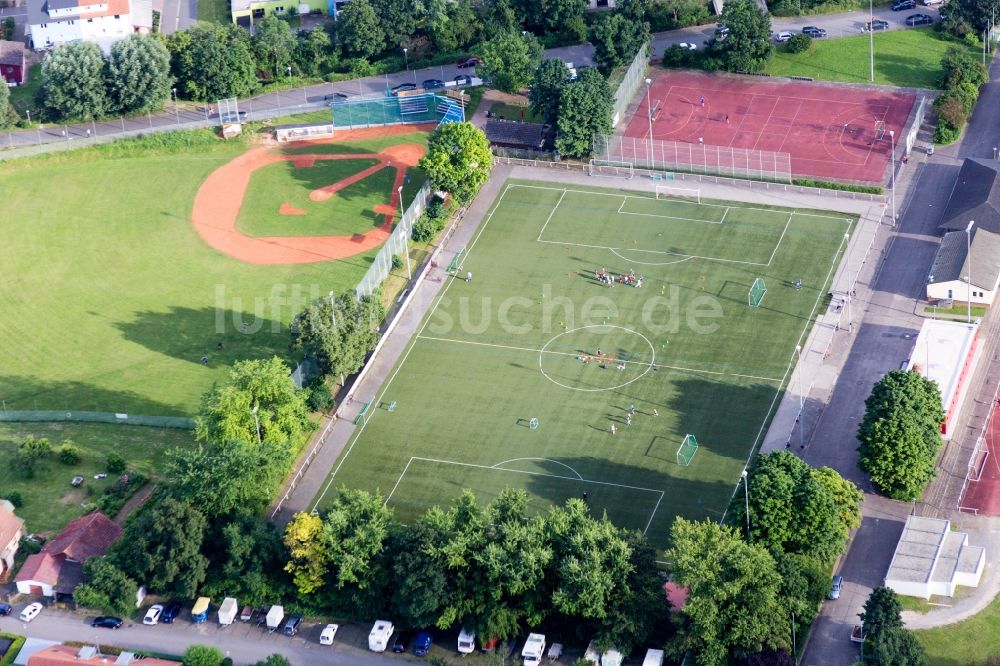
(27, 0, 152, 53)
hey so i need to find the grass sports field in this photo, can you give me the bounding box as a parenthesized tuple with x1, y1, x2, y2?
(0, 129, 427, 415)
(314, 179, 855, 548)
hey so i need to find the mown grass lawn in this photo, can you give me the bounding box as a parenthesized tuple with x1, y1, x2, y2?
(0, 422, 194, 533)
(916, 593, 1000, 665)
(489, 101, 545, 123)
(8, 64, 42, 117)
(767, 28, 980, 89)
(197, 0, 230, 23)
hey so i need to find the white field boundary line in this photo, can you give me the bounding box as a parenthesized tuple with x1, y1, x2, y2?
(537, 238, 771, 267)
(764, 213, 794, 268)
(537, 189, 567, 241)
(508, 182, 852, 222)
(416, 334, 785, 384)
(310, 184, 516, 512)
(718, 215, 853, 528)
(386, 455, 666, 535)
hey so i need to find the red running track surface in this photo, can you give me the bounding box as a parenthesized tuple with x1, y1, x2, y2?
(624, 71, 916, 184)
(960, 399, 1000, 516)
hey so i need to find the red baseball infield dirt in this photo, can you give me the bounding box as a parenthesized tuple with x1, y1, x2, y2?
(190, 125, 433, 265)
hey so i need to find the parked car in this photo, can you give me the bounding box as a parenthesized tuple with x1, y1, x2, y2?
(802, 26, 827, 37)
(422, 79, 445, 90)
(71, 475, 84, 487)
(393, 631, 411, 653)
(456, 56, 481, 68)
(864, 19, 890, 31)
(715, 23, 730, 40)
(922, 0, 943, 6)
(774, 31, 793, 42)
(0, 603, 12, 617)
(20, 603, 43, 623)
(828, 575, 843, 600)
(283, 614, 303, 637)
(678, 42, 698, 50)
(906, 12, 934, 24)
(91, 616, 123, 629)
(390, 83, 417, 96)
(891, 0, 916, 9)
(160, 603, 182, 624)
(320, 623, 339, 645)
(240, 605, 255, 622)
(323, 92, 348, 102)
(454, 74, 473, 86)
(414, 630, 433, 656)
(143, 605, 163, 626)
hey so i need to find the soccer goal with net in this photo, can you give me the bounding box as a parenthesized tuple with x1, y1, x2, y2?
(588, 159, 634, 179)
(748, 278, 767, 308)
(676, 434, 698, 467)
(874, 120, 886, 141)
(655, 186, 701, 204)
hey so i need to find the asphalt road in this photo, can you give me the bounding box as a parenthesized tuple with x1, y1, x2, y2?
(0, 607, 416, 666)
(154, 0, 198, 34)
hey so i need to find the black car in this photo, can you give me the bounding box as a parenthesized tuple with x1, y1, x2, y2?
(160, 603, 182, 624)
(390, 82, 417, 96)
(906, 12, 934, 24)
(454, 74, 473, 86)
(323, 92, 348, 102)
(422, 79, 445, 91)
(283, 614, 302, 637)
(864, 19, 890, 31)
(0, 603, 12, 617)
(891, 0, 916, 9)
(456, 56, 481, 68)
(802, 26, 827, 37)
(91, 616, 123, 629)
(393, 631, 411, 653)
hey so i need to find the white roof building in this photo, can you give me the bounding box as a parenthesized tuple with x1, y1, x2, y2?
(906, 319, 979, 438)
(885, 515, 985, 600)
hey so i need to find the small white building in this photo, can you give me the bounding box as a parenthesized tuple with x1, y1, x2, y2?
(885, 515, 985, 600)
(26, 0, 152, 53)
(906, 318, 979, 438)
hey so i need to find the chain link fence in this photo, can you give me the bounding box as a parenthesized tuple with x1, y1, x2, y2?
(355, 181, 433, 298)
(610, 42, 650, 128)
(0, 408, 194, 428)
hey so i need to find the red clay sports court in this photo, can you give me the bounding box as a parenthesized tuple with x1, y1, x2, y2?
(625, 71, 916, 184)
(959, 397, 1000, 516)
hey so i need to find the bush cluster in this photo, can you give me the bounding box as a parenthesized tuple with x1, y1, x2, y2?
(411, 197, 452, 242)
(933, 46, 988, 144)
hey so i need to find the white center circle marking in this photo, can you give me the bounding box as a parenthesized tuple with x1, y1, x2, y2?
(538, 324, 656, 392)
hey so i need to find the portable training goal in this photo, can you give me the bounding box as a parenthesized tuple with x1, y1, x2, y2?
(588, 159, 634, 179)
(874, 120, 886, 141)
(748, 278, 767, 308)
(676, 434, 699, 467)
(447, 247, 467, 274)
(655, 185, 701, 204)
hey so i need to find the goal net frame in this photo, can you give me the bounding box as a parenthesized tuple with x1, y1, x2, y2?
(655, 185, 701, 204)
(216, 97, 241, 125)
(588, 159, 634, 179)
(676, 434, 699, 467)
(748, 278, 767, 308)
(874, 120, 886, 141)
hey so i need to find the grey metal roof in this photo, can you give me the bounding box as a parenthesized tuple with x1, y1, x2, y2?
(928, 228, 1000, 290)
(26, 0, 48, 28)
(47, 0, 78, 11)
(939, 158, 1000, 235)
(483, 119, 548, 150)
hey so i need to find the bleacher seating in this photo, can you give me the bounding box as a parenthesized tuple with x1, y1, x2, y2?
(398, 95, 429, 115)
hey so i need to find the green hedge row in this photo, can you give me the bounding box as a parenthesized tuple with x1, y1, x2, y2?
(0, 633, 26, 666)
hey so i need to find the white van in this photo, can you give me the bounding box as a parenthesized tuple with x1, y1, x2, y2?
(19, 602, 43, 623)
(642, 649, 665, 666)
(458, 626, 476, 654)
(368, 620, 394, 652)
(522, 633, 546, 665)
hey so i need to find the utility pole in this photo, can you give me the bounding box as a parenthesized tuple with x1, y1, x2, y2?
(869, 0, 875, 82)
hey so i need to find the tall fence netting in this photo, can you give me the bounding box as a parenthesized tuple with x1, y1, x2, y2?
(356, 181, 433, 298)
(594, 134, 793, 183)
(610, 42, 650, 128)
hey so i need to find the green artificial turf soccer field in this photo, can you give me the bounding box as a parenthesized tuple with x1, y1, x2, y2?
(0, 131, 427, 416)
(314, 179, 855, 547)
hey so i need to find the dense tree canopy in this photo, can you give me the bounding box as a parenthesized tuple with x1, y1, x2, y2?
(336, 0, 385, 58)
(857, 369, 944, 499)
(555, 68, 614, 158)
(106, 34, 172, 114)
(710, 0, 772, 73)
(290, 291, 386, 381)
(195, 356, 312, 451)
(167, 24, 258, 100)
(529, 58, 572, 126)
(941, 0, 1000, 36)
(253, 16, 297, 79)
(589, 0, 650, 73)
(728, 451, 862, 565)
(478, 31, 544, 93)
(73, 557, 139, 616)
(0, 69, 14, 127)
(666, 518, 790, 665)
(859, 587, 926, 666)
(419, 122, 493, 203)
(40, 41, 108, 120)
(113, 497, 209, 597)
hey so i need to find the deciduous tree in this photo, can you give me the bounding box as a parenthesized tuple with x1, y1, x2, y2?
(666, 518, 790, 665)
(555, 68, 613, 158)
(73, 557, 139, 616)
(14, 436, 52, 478)
(862, 627, 927, 666)
(106, 34, 172, 114)
(40, 41, 108, 120)
(253, 16, 297, 78)
(371, 0, 417, 49)
(478, 30, 543, 93)
(290, 291, 386, 382)
(589, 2, 649, 73)
(710, 0, 772, 73)
(418, 121, 493, 203)
(113, 497, 209, 597)
(859, 586, 903, 639)
(182, 645, 224, 666)
(857, 369, 944, 499)
(941, 0, 1000, 36)
(387, 522, 450, 628)
(322, 488, 393, 593)
(336, 0, 384, 58)
(529, 58, 571, 126)
(0, 82, 13, 128)
(168, 24, 258, 100)
(283, 511, 329, 595)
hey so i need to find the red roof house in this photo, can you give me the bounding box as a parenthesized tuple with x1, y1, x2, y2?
(16, 512, 122, 598)
(0, 40, 27, 86)
(28, 645, 180, 665)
